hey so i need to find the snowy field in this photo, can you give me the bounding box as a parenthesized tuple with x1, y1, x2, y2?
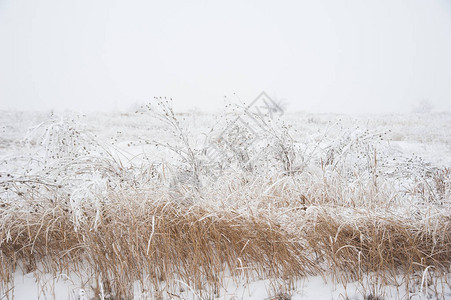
(1, 104, 450, 300)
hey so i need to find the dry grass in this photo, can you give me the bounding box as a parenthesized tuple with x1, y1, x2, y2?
(1, 108, 450, 299)
(303, 212, 451, 280)
(1, 193, 314, 298)
(1, 186, 450, 299)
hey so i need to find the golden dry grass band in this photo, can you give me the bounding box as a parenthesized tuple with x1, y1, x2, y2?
(1, 199, 450, 298)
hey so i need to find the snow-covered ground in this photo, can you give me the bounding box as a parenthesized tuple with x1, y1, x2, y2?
(10, 270, 450, 300)
(1, 108, 450, 300)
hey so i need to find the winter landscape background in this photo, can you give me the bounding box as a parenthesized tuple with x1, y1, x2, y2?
(1, 0, 451, 299)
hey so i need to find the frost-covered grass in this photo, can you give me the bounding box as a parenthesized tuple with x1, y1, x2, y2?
(0, 104, 450, 299)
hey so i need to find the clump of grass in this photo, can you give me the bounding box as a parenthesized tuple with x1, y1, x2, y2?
(1, 185, 450, 298)
(1, 191, 317, 298)
(302, 211, 451, 279)
(1, 105, 450, 299)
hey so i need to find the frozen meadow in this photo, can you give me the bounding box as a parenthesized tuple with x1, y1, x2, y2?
(0, 103, 450, 300)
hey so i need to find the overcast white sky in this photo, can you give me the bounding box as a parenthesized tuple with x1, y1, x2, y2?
(1, 0, 450, 113)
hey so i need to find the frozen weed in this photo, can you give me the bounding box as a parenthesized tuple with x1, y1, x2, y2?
(0, 106, 450, 299)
